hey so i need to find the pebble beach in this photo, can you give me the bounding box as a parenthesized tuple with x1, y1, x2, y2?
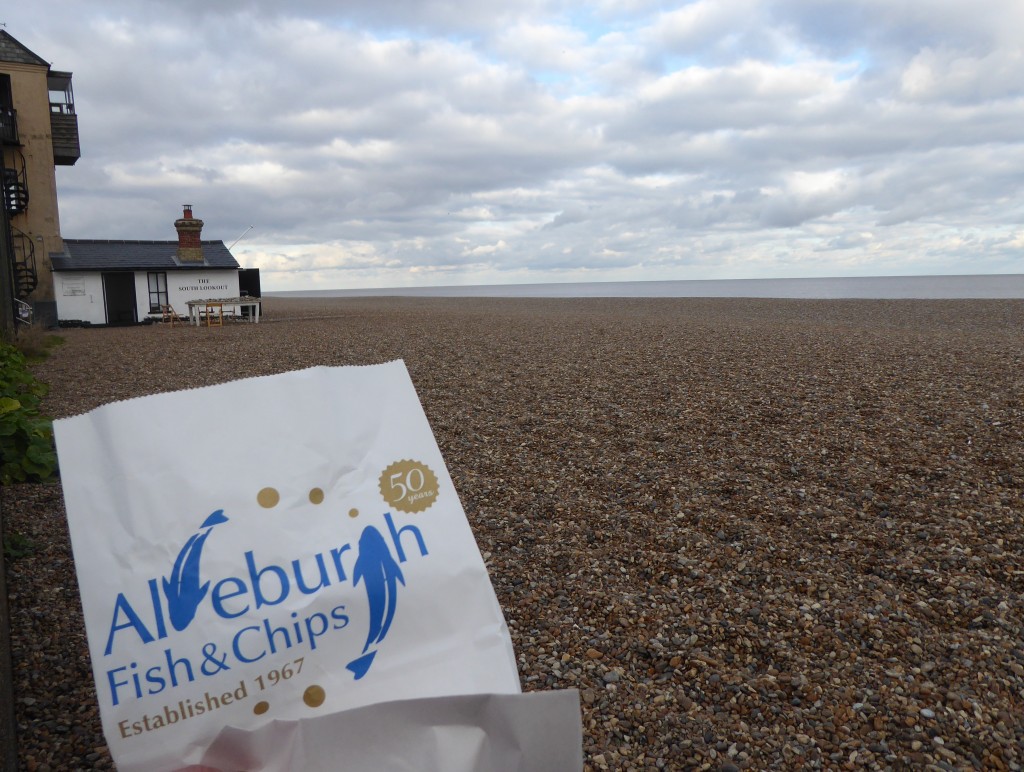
(3, 295, 1024, 770)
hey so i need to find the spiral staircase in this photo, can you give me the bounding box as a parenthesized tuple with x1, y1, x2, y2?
(2, 148, 36, 300)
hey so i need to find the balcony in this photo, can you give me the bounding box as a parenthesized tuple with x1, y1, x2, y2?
(48, 71, 80, 165)
(50, 111, 80, 165)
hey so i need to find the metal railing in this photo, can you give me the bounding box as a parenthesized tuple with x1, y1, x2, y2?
(1, 151, 29, 214)
(10, 227, 37, 299)
(14, 298, 32, 325)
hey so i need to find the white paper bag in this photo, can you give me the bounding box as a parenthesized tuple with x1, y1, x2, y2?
(54, 362, 574, 771)
(196, 691, 583, 772)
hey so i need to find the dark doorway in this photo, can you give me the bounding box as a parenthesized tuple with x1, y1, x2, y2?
(238, 268, 262, 319)
(103, 272, 137, 325)
(238, 268, 261, 298)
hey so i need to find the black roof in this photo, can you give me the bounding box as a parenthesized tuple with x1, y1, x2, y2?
(0, 31, 50, 68)
(51, 240, 241, 272)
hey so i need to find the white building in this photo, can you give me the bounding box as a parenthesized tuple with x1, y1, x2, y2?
(50, 206, 249, 325)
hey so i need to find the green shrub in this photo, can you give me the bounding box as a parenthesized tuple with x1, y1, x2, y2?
(0, 342, 57, 484)
(8, 325, 64, 362)
(3, 531, 36, 560)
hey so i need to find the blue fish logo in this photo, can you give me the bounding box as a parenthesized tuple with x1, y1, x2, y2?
(347, 525, 405, 679)
(162, 510, 228, 631)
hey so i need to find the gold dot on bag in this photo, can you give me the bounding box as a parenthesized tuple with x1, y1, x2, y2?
(257, 487, 280, 508)
(309, 487, 324, 505)
(303, 685, 326, 708)
(253, 701, 270, 715)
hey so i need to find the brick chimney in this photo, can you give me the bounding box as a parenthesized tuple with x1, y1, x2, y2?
(174, 204, 205, 262)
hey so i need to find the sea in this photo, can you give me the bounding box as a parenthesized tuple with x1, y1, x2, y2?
(265, 274, 1024, 300)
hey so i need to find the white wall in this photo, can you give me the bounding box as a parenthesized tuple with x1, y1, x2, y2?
(138, 270, 240, 320)
(53, 269, 240, 324)
(54, 272, 107, 325)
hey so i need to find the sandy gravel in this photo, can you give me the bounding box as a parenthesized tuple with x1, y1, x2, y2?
(3, 296, 1024, 770)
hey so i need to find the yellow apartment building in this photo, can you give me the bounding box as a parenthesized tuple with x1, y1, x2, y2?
(1, 29, 80, 317)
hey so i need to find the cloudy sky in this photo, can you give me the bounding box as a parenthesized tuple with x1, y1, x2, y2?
(8, 0, 1024, 290)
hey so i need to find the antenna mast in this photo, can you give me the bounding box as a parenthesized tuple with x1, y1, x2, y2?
(228, 225, 254, 250)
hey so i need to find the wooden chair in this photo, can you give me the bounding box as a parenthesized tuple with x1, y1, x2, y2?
(205, 303, 224, 327)
(161, 304, 185, 327)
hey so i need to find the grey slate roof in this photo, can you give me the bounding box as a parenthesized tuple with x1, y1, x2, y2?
(0, 31, 50, 68)
(51, 240, 241, 272)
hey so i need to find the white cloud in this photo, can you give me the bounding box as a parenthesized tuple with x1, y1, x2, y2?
(900, 46, 1024, 103)
(7, 0, 1024, 290)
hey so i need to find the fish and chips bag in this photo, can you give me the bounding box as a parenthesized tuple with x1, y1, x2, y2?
(55, 361, 581, 771)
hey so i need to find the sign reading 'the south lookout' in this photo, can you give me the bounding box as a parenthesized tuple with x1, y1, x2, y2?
(54, 362, 567, 771)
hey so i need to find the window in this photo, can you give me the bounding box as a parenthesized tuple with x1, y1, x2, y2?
(148, 272, 168, 313)
(0, 74, 12, 110)
(0, 76, 16, 145)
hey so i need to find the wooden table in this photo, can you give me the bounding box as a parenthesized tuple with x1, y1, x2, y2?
(186, 298, 262, 326)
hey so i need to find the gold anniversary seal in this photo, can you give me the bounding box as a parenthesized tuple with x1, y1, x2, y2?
(378, 459, 439, 513)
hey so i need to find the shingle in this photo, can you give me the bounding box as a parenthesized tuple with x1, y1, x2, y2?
(0, 31, 50, 68)
(51, 240, 241, 272)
